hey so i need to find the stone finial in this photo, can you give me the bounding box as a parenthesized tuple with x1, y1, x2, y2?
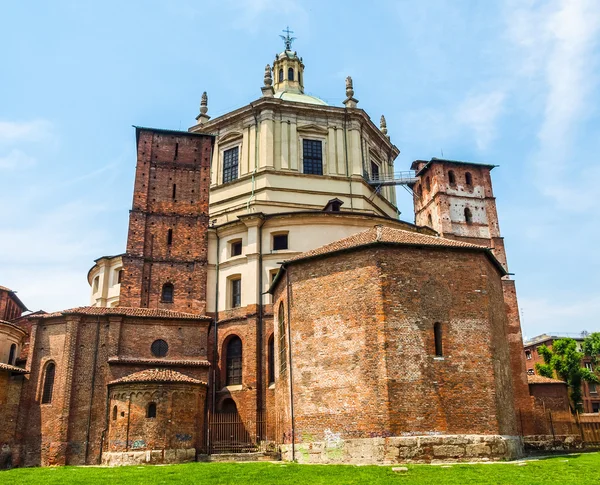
(261, 64, 275, 98)
(345, 76, 354, 98)
(380, 115, 390, 140)
(195, 91, 211, 124)
(264, 64, 273, 86)
(343, 76, 358, 108)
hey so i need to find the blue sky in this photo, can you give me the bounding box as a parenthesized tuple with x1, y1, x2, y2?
(1, 0, 599, 338)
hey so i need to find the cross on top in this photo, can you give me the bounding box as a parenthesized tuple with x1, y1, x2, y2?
(280, 26, 296, 50)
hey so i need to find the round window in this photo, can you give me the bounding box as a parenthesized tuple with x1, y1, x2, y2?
(151, 339, 169, 357)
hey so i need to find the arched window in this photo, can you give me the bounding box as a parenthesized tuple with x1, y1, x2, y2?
(221, 398, 237, 414)
(427, 214, 433, 227)
(8, 343, 16, 365)
(268, 334, 275, 384)
(278, 69, 283, 82)
(226, 336, 242, 386)
(112, 405, 117, 420)
(41, 362, 55, 404)
(465, 172, 473, 186)
(278, 303, 287, 374)
(448, 170, 456, 185)
(425, 176, 431, 192)
(434, 323, 443, 357)
(161, 283, 174, 303)
(288, 67, 294, 81)
(464, 207, 473, 224)
(147, 402, 157, 418)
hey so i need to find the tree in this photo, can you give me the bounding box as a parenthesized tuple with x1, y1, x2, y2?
(583, 332, 600, 367)
(535, 338, 599, 413)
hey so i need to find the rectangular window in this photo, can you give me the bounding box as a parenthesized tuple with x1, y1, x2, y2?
(585, 362, 593, 371)
(525, 350, 531, 360)
(223, 147, 239, 184)
(231, 240, 242, 257)
(371, 161, 380, 181)
(117, 269, 123, 284)
(589, 383, 597, 394)
(231, 278, 241, 308)
(527, 369, 534, 375)
(302, 139, 323, 175)
(272, 234, 288, 251)
(593, 402, 600, 413)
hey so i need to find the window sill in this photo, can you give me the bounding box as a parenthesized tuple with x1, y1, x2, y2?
(223, 384, 242, 392)
(268, 382, 275, 389)
(433, 357, 445, 361)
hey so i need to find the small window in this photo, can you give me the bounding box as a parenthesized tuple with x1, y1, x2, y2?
(226, 336, 242, 386)
(589, 383, 597, 394)
(593, 402, 600, 413)
(268, 335, 275, 384)
(527, 369, 535, 376)
(112, 405, 117, 420)
(371, 161, 380, 181)
(464, 208, 473, 224)
(302, 139, 323, 175)
(151, 339, 169, 357)
(425, 176, 431, 192)
(448, 170, 456, 185)
(231, 278, 241, 308)
(465, 172, 473, 186)
(278, 303, 287, 374)
(167, 229, 173, 246)
(223, 147, 239, 184)
(8, 343, 16, 365)
(288, 67, 294, 81)
(147, 402, 157, 418)
(525, 350, 532, 360)
(278, 69, 283, 82)
(585, 362, 593, 371)
(272, 233, 288, 251)
(230, 240, 242, 257)
(427, 214, 433, 227)
(117, 269, 124, 284)
(41, 362, 55, 404)
(161, 283, 174, 302)
(172, 183, 177, 200)
(434, 323, 443, 357)
(93, 276, 99, 293)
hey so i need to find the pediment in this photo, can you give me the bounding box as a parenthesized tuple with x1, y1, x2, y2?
(296, 124, 329, 135)
(218, 131, 243, 144)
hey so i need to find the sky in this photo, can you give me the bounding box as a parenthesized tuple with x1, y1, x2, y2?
(1, 0, 599, 339)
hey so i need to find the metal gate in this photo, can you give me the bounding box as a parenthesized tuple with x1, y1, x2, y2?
(208, 411, 280, 454)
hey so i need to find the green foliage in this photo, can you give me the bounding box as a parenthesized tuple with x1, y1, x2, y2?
(583, 332, 600, 366)
(534, 338, 599, 412)
(4, 454, 600, 485)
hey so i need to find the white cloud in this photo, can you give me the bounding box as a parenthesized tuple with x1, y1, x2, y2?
(0, 148, 36, 169)
(456, 91, 506, 150)
(0, 119, 53, 143)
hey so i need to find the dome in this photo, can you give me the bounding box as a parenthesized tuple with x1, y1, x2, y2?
(274, 90, 328, 106)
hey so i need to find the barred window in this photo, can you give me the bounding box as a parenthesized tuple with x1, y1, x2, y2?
(302, 139, 323, 175)
(226, 336, 242, 386)
(161, 283, 174, 303)
(223, 147, 239, 184)
(231, 278, 241, 308)
(41, 362, 55, 404)
(278, 303, 287, 375)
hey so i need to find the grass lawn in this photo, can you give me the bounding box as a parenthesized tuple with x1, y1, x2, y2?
(3, 452, 600, 485)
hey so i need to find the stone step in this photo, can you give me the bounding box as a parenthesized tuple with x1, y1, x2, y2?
(198, 452, 281, 462)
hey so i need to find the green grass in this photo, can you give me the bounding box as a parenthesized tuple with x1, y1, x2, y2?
(4, 453, 600, 484)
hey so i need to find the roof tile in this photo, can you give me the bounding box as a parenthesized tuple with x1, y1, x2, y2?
(109, 368, 206, 385)
(32, 306, 210, 321)
(527, 374, 566, 384)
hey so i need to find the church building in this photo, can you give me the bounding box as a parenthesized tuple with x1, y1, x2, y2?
(0, 33, 533, 466)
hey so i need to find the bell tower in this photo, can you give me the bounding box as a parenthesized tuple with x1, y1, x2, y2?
(272, 27, 305, 94)
(411, 157, 533, 430)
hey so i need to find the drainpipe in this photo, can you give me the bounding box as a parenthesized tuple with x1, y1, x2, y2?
(84, 316, 101, 464)
(285, 268, 295, 461)
(343, 109, 354, 210)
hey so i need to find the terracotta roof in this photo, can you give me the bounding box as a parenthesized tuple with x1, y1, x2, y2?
(0, 286, 28, 311)
(0, 285, 13, 292)
(107, 357, 210, 367)
(0, 319, 28, 335)
(109, 368, 206, 386)
(528, 374, 566, 385)
(31, 306, 211, 321)
(285, 225, 489, 262)
(0, 362, 28, 374)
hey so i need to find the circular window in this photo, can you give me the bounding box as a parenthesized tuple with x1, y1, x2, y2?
(151, 339, 169, 357)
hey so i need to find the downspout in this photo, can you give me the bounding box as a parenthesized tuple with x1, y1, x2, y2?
(285, 268, 295, 461)
(343, 109, 354, 210)
(84, 316, 101, 464)
(247, 103, 260, 212)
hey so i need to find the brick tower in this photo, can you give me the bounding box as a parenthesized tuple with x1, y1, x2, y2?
(119, 127, 214, 314)
(411, 157, 533, 427)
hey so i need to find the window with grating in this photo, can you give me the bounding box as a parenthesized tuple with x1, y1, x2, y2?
(226, 336, 242, 386)
(223, 147, 239, 184)
(41, 362, 55, 404)
(302, 139, 323, 175)
(151, 339, 169, 357)
(161, 283, 174, 303)
(231, 278, 241, 308)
